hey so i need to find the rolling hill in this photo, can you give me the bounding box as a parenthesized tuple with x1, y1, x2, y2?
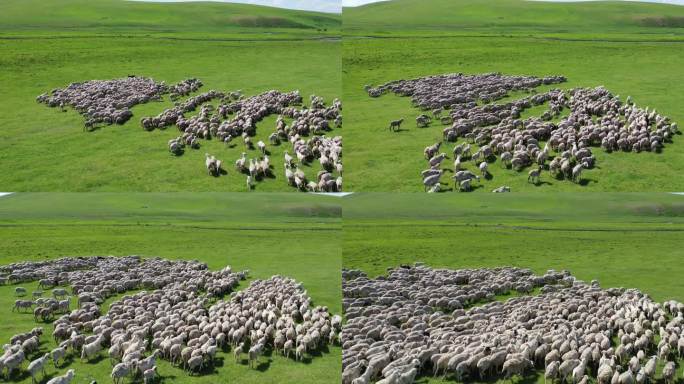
(0, 0, 340, 35)
(342, 0, 684, 35)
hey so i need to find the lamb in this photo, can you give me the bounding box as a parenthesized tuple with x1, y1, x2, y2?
(142, 366, 157, 384)
(234, 342, 244, 363)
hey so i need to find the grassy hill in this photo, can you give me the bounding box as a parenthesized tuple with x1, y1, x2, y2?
(0, 0, 340, 36)
(343, 0, 684, 36)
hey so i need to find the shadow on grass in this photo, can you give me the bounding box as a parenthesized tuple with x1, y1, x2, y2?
(578, 178, 597, 186)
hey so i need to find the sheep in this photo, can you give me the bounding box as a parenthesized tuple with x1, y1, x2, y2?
(81, 338, 103, 361)
(46, 368, 75, 384)
(249, 343, 263, 368)
(234, 342, 244, 363)
(51, 346, 67, 367)
(15, 287, 27, 297)
(572, 163, 584, 183)
(528, 166, 542, 184)
(111, 362, 131, 384)
(142, 366, 157, 384)
(13, 299, 34, 312)
(479, 161, 488, 177)
(661, 362, 675, 384)
(186, 355, 203, 374)
(3, 350, 24, 379)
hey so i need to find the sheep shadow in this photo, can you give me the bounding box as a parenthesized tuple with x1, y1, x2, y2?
(531, 180, 552, 187)
(82, 353, 108, 365)
(484, 173, 493, 181)
(578, 178, 597, 186)
(390, 128, 408, 133)
(154, 373, 177, 384)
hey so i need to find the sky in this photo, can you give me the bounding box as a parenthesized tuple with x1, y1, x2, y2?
(341, 0, 684, 5)
(130, 0, 341, 13)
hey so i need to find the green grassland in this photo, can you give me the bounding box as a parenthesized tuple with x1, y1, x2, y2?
(342, 192, 684, 383)
(0, 193, 341, 384)
(0, 0, 341, 192)
(1, 0, 340, 37)
(343, 0, 684, 192)
(342, 0, 684, 36)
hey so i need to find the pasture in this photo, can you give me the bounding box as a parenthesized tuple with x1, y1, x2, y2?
(342, 192, 684, 383)
(0, 0, 341, 192)
(342, 0, 684, 192)
(0, 193, 342, 384)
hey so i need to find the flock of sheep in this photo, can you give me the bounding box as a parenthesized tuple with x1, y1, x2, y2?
(342, 264, 684, 384)
(37, 76, 343, 192)
(35, 77, 199, 130)
(147, 88, 343, 192)
(367, 73, 679, 192)
(0, 256, 340, 383)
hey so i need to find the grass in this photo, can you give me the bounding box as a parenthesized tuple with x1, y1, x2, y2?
(0, 0, 340, 36)
(343, 0, 684, 192)
(342, 0, 684, 36)
(342, 192, 684, 383)
(0, 0, 341, 192)
(0, 193, 341, 384)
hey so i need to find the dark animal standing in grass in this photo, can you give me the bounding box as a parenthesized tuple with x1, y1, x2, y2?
(389, 119, 404, 132)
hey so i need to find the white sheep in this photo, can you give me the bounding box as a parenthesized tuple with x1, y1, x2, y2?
(27, 353, 50, 384)
(46, 368, 74, 384)
(111, 362, 130, 384)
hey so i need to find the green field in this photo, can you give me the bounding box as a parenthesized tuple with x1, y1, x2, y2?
(0, 0, 341, 192)
(342, 192, 684, 383)
(0, 193, 342, 384)
(343, 0, 684, 36)
(343, 0, 684, 192)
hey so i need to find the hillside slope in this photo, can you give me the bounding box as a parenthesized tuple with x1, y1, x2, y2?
(0, 0, 340, 34)
(343, 0, 684, 35)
